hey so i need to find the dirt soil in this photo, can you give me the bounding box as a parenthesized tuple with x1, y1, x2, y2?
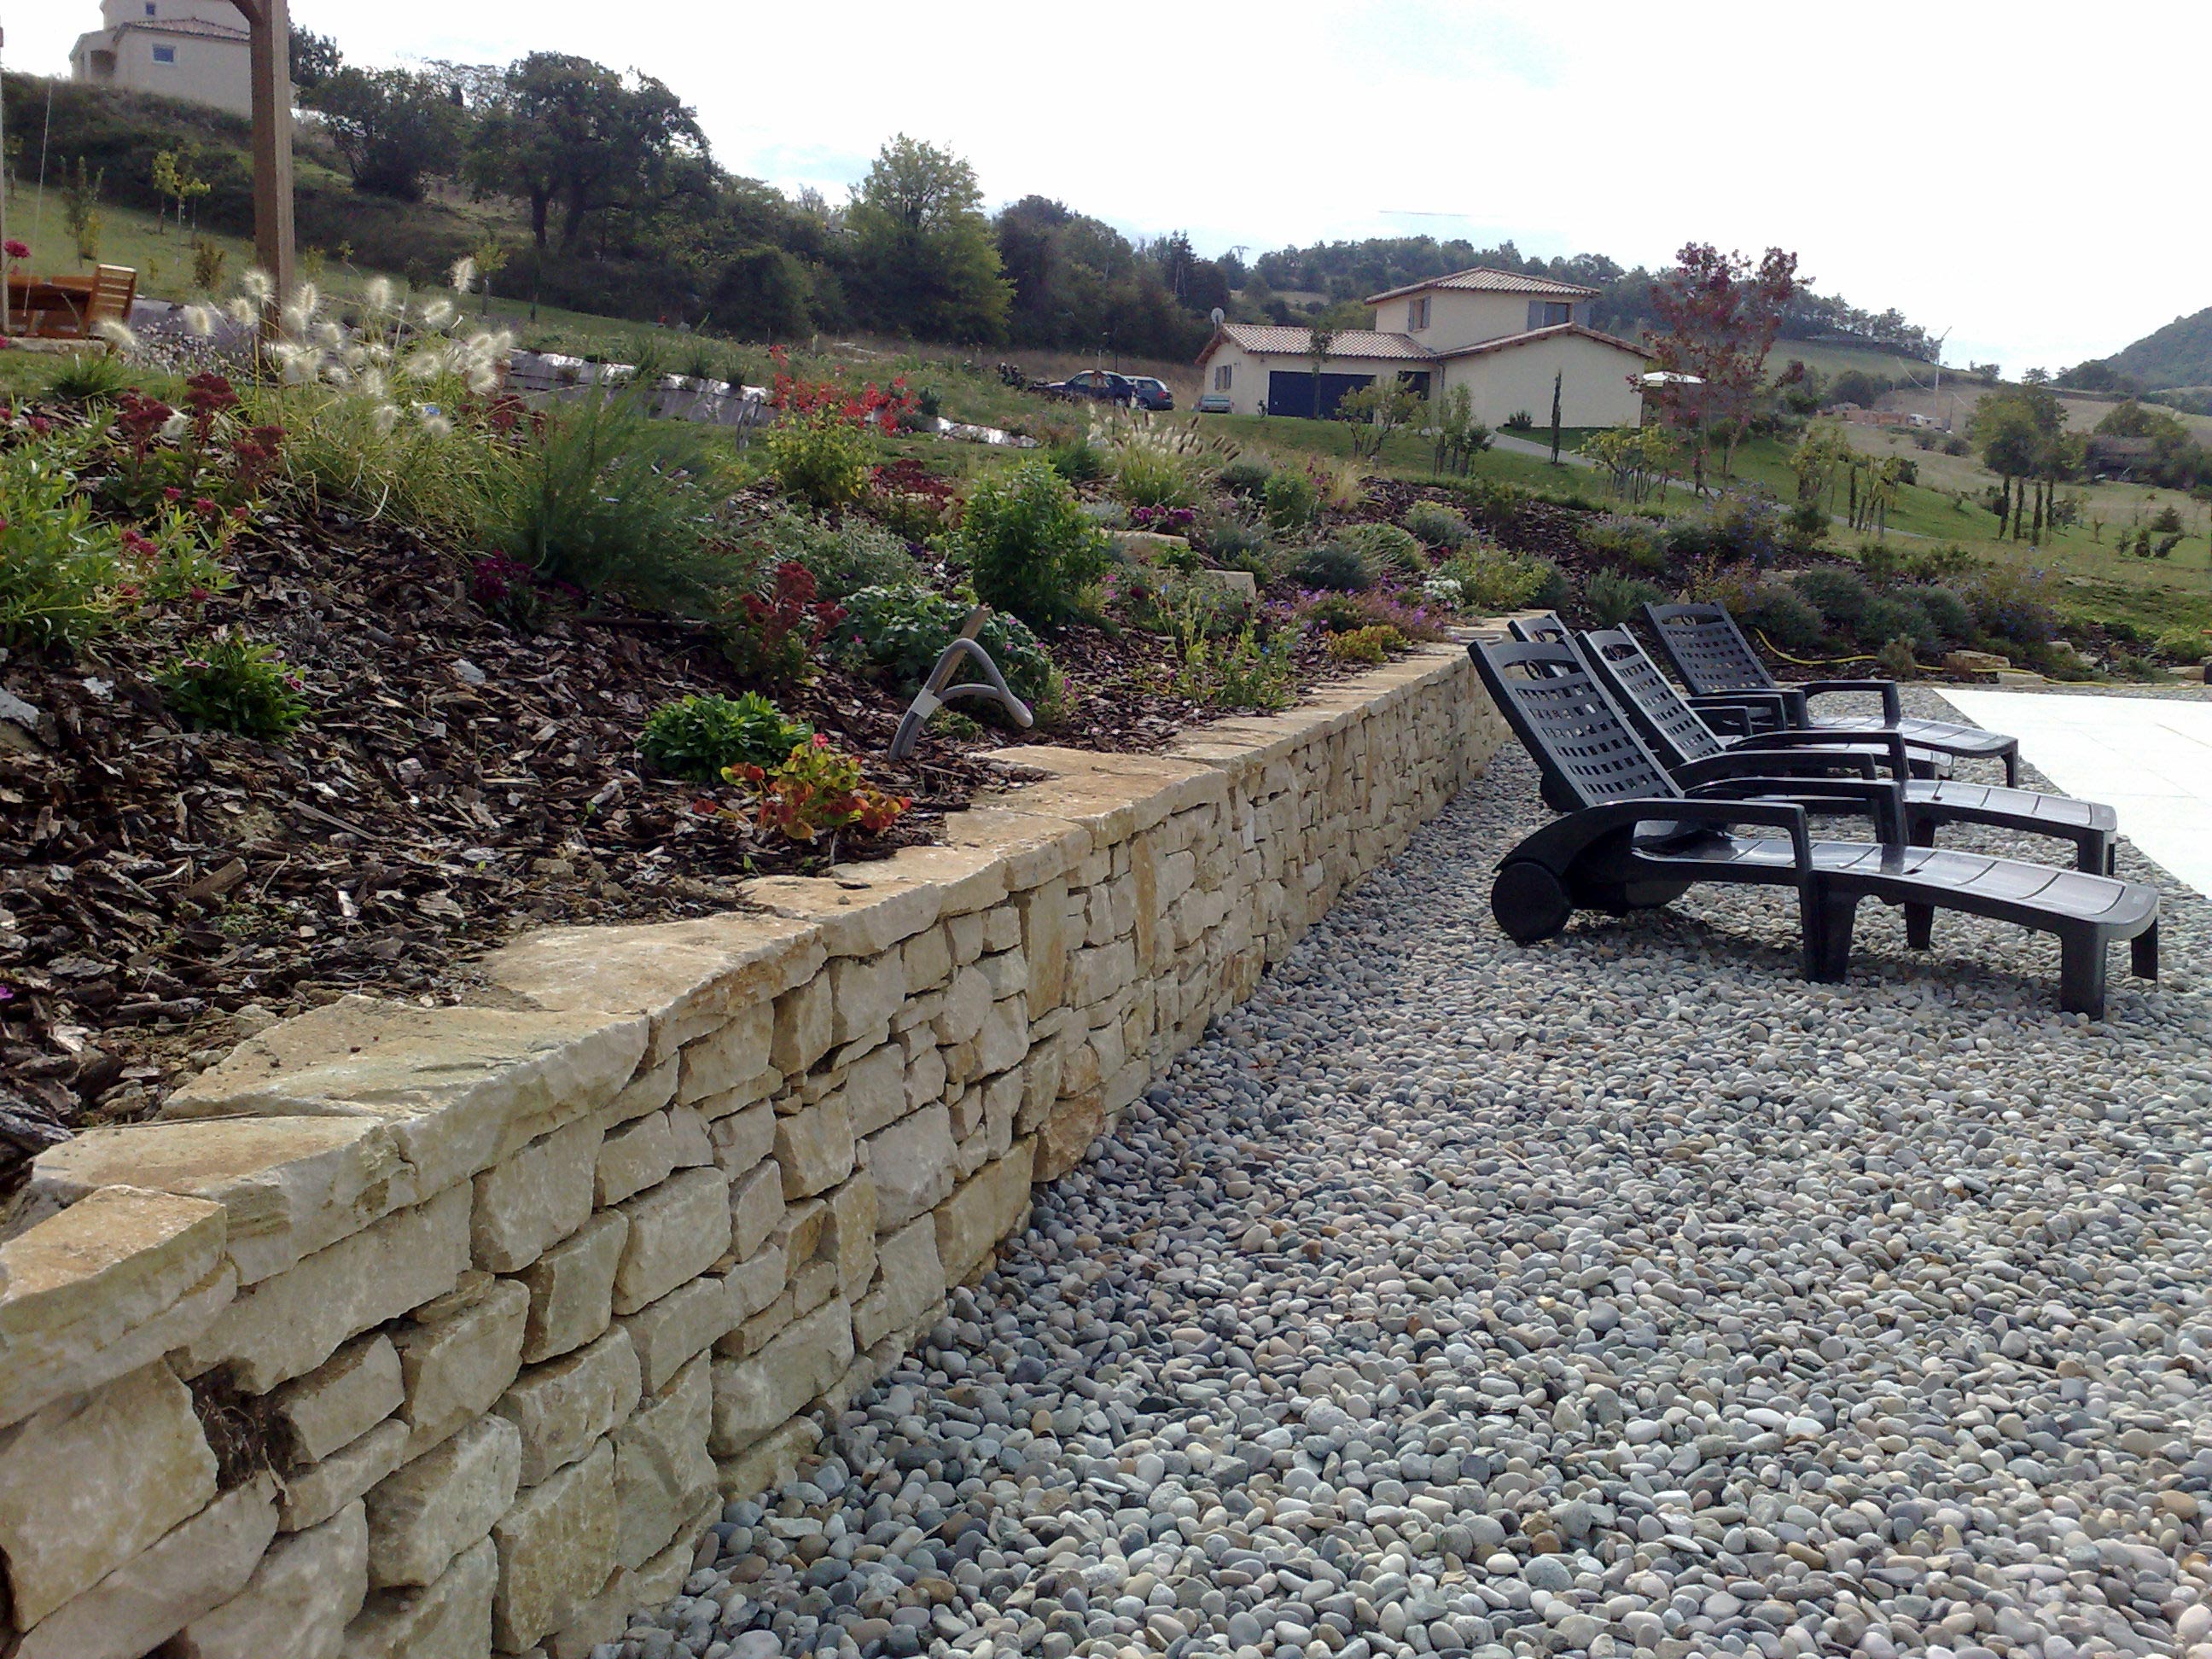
(0, 501, 1362, 1171)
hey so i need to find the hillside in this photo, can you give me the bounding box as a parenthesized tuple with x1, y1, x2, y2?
(2098, 305, 2212, 393)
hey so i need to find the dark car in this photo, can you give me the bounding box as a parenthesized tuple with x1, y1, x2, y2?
(1125, 375, 1174, 411)
(1043, 369, 1138, 405)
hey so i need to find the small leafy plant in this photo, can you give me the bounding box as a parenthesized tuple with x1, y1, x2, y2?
(725, 735, 910, 845)
(1324, 623, 1407, 665)
(835, 584, 1055, 707)
(1585, 568, 1668, 628)
(156, 637, 309, 740)
(948, 460, 1110, 631)
(641, 692, 812, 783)
(1261, 469, 1318, 533)
(1403, 501, 1471, 549)
(725, 561, 846, 689)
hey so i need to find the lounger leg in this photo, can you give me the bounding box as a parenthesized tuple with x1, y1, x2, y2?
(2104, 841, 2117, 878)
(1806, 893, 1858, 982)
(1904, 821, 1937, 950)
(2132, 923, 2159, 982)
(2003, 747, 2020, 789)
(2059, 932, 2107, 1019)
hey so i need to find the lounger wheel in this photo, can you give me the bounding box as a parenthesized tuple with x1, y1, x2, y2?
(1493, 860, 1572, 943)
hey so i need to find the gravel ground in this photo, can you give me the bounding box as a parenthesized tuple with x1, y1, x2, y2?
(610, 712, 2212, 1659)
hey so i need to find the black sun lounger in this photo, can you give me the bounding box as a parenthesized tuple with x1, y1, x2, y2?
(1641, 601, 2023, 786)
(1470, 637, 2158, 1018)
(1576, 625, 2120, 876)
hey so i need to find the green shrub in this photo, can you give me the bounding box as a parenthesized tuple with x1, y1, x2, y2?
(1045, 438, 1108, 484)
(639, 692, 811, 783)
(0, 438, 122, 647)
(1502, 410, 1536, 432)
(1586, 569, 1668, 629)
(1859, 593, 1935, 649)
(1668, 494, 1790, 568)
(836, 584, 1055, 707)
(1440, 546, 1565, 614)
(1324, 624, 1405, 665)
(763, 410, 870, 510)
(156, 638, 308, 740)
(948, 460, 1111, 630)
(762, 514, 920, 602)
(48, 353, 134, 405)
(1215, 457, 1272, 498)
(1261, 469, 1318, 533)
(2155, 626, 2210, 662)
(265, 385, 514, 549)
(1339, 521, 1426, 578)
(1876, 637, 1918, 678)
(1965, 567, 2056, 646)
(1194, 513, 1268, 569)
(1581, 515, 1668, 573)
(1738, 584, 1825, 652)
(1790, 567, 1873, 629)
(1453, 477, 1529, 533)
(1287, 541, 1373, 593)
(1110, 445, 1196, 510)
(1912, 585, 1972, 643)
(1402, 501, 1472, 550)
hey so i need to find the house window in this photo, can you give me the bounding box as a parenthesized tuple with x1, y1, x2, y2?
(1528, 300, 1573, 329)
(1407, 296, 1430, 330)
(151, 43, 177, 63)
(1214, 364, 1232, 391)
(145, 2, 156, 13)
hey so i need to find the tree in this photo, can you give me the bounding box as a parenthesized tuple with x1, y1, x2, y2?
(1644, 243, 1802, 487)
(1430, 385, 1493, 476)
(846, 136, 1010, 342)
(308, 67, 469, 201)
(1969, 386, 2067, 544)
(290, 29, 342, 91)
(1548, 370, 1563, 464)
(1305, 324, 1337, 420)
(150, 149, 209, 238)
(1336, 375, 1425, 460)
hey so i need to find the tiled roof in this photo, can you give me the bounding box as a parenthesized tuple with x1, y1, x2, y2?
(1365, 266, 1600, 304)
(1204, 324, 1435, 362)
(1435, 323, 1656, 362)
(114, 17, 251, 41)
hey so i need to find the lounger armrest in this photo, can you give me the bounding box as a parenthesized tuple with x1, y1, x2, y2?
(1701, 704, 1755, 738)
(1801, 678, 1904, 725)
(1688, 776, 1906, 845)
(1573, 797, 1814, 870)
(1689, 689, 1807, 728)
(1676, 751, 1877, 787)
(1727, 727, 1912, 780)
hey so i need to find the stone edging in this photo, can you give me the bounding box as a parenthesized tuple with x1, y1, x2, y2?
(0, 643, 1506, 1659)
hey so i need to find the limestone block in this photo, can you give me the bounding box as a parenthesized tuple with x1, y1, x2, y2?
(602, 1053, 678, 1126)
(935, 1143, 1036, 1286)
(981, 1069, 1022, 1158)
(976, 947, 1027, 1004)
(1033, 1091, 1105, 1184)
(0, 1185, 232, 1428)
(713, 1415, 821, 1501)
(975, 997, 1029, 1076)
(709, 1301, 853, 1454)
(789, 1256, 837, 1316)
(725, 1242, 786, 1323)
(773, 1096, 854, 1200)
(676, 1002, 773, 1105)
(277, 1333, 405, 1464)
(519, 1209, 626, 1364)
(392, 1270, 530, 1458)
(864, 1103, 955, 1231)
(614, 1167, 731, 1315)
(901, 924, 952, 994)
(476, 912, 820, 1068)
(933, 963, 991, 1046)
(0, 1360, 218, 1627)
(853, 1218, 946, 1351)
(472, 1117, 600, 1273)
(614, 1354, 716, 1571)
(619, 1272, 737, 1396)
(829, 951, 905, 1047)
(494, 1328, 640, 1487)
(824, 1175, 877, 1299)
(594, 1112, 675, 1208)
(341, 1534, 496, 1659)
(164, 998, 649, 1200)
(490, 1435, 616, 1652)
(904, 1045, 949, 1119)
(947, 910, 985, 964)
(665, 1104, 713, 1167)
(17, 1475, 278, 1659)
(769, 975, 831, 1077)
(1016, 1034, 1064, 1134)
(708, 1098, 777, 1182)
(184, 1183, 473, 1394)
(171, 1498, 369, 1659)
(281, 1418, 408, 1533)
(939, 807, 1086, 893)
(365, 1414, 521, 1588)
(1068, 939, 1138, 1007)
(841, 1042, 908, 1138)
(729, 1159, 786, 1260)
(28, 1117, 408, 1286)
(542, 1529, 696, 1659)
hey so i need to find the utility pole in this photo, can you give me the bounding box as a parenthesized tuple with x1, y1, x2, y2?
(226, 0, 294, 333)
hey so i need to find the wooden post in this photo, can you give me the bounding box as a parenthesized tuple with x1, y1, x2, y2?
(228, 0, 294, 331)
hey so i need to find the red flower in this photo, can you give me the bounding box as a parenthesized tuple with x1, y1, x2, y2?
(163, 486, 183, 504)
(3, 241, 27, 261)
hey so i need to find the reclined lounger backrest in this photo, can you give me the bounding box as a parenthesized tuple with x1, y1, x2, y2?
(1579, 626, 1731, 768)
(1642, 601, 1776, 697)
(1470, 637, 1683, 815)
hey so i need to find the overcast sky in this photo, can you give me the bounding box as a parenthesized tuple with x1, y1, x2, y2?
(12, 2, 2204, 372)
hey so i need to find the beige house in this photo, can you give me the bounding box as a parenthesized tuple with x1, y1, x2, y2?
(72, 0, 253, 116)
(1195, 265, 1654, 429)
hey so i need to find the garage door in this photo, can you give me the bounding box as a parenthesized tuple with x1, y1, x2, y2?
(1266, 370, 1374, 419)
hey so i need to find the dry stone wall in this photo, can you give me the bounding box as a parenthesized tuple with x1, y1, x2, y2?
(0, 644, 1505, 1659)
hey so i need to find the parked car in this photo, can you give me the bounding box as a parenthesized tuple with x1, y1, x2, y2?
(1194, 392, 1234, 415)
(1042, 370, 1138, 405)
(1125, 375, 1174, 411)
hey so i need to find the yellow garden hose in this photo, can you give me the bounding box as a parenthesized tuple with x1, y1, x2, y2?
(1749, 629, 1883, 668)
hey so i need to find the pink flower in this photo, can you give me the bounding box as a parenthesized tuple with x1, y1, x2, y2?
(3, 241, 28, 262)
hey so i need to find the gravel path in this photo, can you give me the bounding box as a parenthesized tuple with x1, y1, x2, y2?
(613, 730, 2212, 1659)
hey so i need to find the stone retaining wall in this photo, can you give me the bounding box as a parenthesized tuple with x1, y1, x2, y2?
(0, 644, 1506, 1659)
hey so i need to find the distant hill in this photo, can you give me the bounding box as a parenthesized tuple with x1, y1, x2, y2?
(2062, 306, 2212, 410)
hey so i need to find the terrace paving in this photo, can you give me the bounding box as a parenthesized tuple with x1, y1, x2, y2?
(609, 703, 2212, 1659)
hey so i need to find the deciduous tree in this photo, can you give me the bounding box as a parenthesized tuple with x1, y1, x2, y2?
(1645, 243, 1801, 487)
(846, 136, 1010, 343)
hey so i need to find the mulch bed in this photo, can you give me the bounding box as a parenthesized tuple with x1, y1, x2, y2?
(0, 497, 1377, 1167)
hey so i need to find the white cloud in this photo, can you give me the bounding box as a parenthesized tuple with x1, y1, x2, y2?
(10, 0, 2207, 371)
